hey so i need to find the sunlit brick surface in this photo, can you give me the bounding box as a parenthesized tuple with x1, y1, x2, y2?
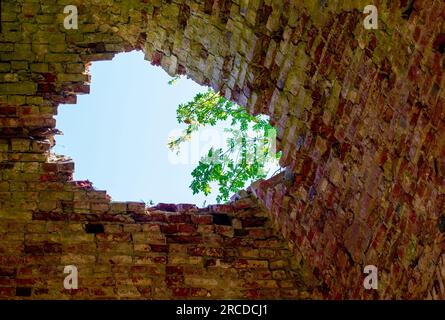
(0, 0, 444, 299)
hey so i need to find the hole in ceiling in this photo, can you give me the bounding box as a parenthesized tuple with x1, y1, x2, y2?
(54, 51, 280, 205)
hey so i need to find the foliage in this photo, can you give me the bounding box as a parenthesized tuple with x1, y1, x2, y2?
(167, 75, 181, 86)
(168, 78, 280, 203)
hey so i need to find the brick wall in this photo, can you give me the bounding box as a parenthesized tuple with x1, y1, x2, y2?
(248, 0, 445, 299)
(0, 0, 444, 299)
(0, 192, 305, 299)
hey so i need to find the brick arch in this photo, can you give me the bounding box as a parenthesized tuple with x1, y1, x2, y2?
(0, 0, 444, 299)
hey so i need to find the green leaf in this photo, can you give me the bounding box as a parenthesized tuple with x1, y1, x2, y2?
(168, 85, 280, 203)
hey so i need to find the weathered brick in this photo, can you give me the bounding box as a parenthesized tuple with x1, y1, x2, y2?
(0, 0, 442, 301)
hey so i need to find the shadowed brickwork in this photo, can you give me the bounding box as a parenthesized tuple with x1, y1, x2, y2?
(1, 193, 306, 299)
(0, 0, 444, 299)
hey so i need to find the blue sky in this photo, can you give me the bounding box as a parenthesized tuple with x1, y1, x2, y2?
(55, 51, 227, 205)
(54, 51, 278, 206)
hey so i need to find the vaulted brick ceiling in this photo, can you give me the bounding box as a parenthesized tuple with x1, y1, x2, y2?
(0, 0, 444, 299)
